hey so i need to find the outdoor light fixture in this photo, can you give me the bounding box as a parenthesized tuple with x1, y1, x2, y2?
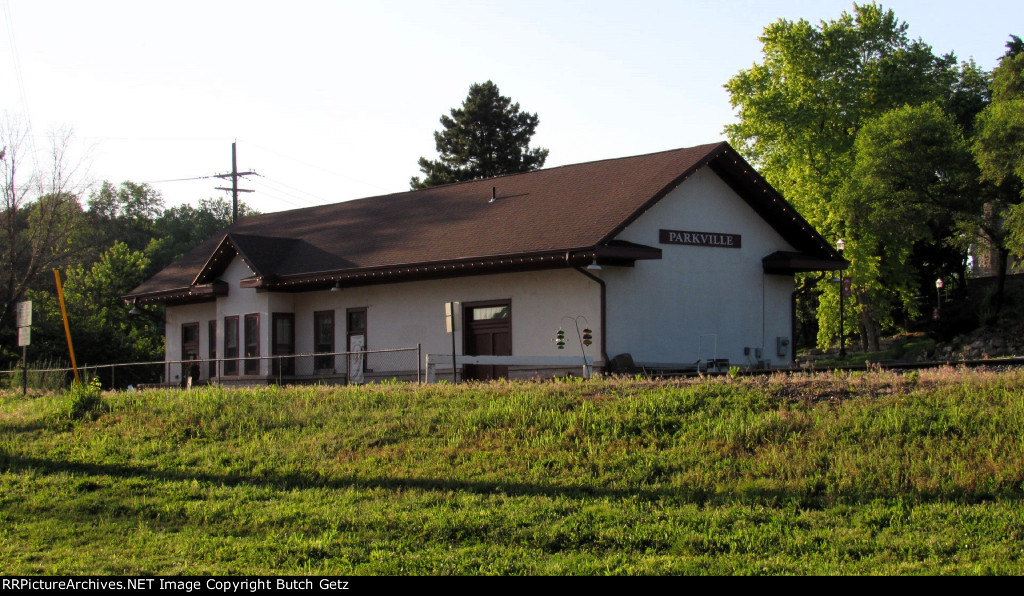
(836, 238, 846, 251)
(330, 282, 342, 293)
(127, 300, 165, 324)
(586, 257, 602, 271)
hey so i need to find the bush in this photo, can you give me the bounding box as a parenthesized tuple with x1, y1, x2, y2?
(66, 377, 105, 420)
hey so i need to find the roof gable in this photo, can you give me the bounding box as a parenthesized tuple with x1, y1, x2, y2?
(193, 234, 303, 285)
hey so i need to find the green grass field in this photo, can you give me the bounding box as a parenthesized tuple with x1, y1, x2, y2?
(2, 367, 1023, 575)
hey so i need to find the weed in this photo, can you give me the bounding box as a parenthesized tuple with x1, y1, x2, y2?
(66, 377, 105, 420)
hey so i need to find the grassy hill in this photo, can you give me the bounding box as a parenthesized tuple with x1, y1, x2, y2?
(2, 368, 1023, 575)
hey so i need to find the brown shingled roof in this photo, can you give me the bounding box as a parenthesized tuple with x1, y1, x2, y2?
(126, 142, 843, 303)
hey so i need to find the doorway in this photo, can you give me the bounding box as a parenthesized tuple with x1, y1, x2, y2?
(463, 300, 511, 381)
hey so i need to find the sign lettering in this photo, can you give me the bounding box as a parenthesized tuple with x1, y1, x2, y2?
(659, 229, 741, 249)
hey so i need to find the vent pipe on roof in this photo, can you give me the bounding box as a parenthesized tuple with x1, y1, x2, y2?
(490, 187, 496, 203)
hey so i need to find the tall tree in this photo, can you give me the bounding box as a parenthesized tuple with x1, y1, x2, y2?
(26, 242, 162, 379)
(725, 3, 970, 350)
(974, 35, 1024, 286)
(1, 120, 88, 342)
(86, 180, 165, 255)
(819, 102, 981, 347)
(411, 81, 549, 189)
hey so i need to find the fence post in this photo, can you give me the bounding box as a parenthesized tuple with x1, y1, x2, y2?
(425, 354, 436, 383)
(417, 344, 422, 384)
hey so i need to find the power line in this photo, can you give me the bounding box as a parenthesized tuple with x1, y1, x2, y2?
(251, 175, 330, 206)
(246, 180, 314, 208)
(245, 186, 310, 211)
(144, 175, 216, 184)
(236, 138, 392, 193)
(3, 0, 38, 172)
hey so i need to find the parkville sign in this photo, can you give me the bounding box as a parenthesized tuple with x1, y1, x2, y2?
(660, 229, 741, 249)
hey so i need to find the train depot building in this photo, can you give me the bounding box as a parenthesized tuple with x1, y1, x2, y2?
(125, 142, 846, 384)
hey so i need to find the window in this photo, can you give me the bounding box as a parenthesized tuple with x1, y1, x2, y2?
(224, 316, 239, 376)
(208, 320, 217, 378)
(244, 313, 260, 375)
(181, 323, 199, 360)
(272, 313, 295, 377)
(347, 309, 366, 338)
(347, 308, 367, 355)
(314, 310, 335, 371)
(470, 305, 510, 321)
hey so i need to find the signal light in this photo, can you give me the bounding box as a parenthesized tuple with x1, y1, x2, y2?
(582, 328, 593, 346)
(554, 329, 566, 349)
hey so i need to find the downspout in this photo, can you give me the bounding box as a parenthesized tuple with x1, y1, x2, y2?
(574, 265, 608, 372)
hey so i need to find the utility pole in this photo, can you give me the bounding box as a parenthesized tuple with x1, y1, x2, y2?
(214, 142, 256, 222)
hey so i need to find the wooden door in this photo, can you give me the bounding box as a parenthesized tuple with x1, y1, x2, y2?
(464, 302, 511, 381)
(272, 313, 295, 377)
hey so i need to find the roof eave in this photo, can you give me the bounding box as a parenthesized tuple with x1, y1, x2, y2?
(245, 244, 662, 292)
(124, 280, 229, 306)
(762, 251, 849, 275)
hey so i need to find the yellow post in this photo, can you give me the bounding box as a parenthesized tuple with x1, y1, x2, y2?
(53, 269, 81, 385)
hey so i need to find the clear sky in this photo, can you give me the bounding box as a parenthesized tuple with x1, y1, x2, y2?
(2, 0, 1020, 214)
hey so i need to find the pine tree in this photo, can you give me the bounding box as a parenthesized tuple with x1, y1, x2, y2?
(411, 81, 549, 189)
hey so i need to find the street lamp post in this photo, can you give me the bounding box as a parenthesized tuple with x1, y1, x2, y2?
(837, 239, 846, 357)
(935, 278, 944, 320)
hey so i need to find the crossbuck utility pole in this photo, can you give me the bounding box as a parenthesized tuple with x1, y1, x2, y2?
(214, 142, 256, 222)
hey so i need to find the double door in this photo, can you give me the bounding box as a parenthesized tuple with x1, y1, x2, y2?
(463, 302, 511, 381)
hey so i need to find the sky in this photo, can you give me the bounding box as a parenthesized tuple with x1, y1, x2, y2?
(2, 0, 1020, 214)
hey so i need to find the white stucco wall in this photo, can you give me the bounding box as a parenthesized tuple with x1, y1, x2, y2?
(290, 268, 601, 367)
(605, 167, 796, 368)
(163, 301, 217, 384)
(165, 260, 601, 382)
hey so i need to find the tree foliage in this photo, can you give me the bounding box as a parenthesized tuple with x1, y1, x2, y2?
(28, 242, 162, 367)
(411, 81, 549, 189)
(0, 130, 252, 370)
(725, 4, 955, 225)
(726, 3, 987, 350)
(1, 120, 88, 339)
(820, 103, 981, 347)
(974, 43, 1024, 199)
(967, 36, 1024, 310)
(86, 180, 164, 255)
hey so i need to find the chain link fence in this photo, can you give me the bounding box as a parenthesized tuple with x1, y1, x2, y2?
(1, 346, 422, 392)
